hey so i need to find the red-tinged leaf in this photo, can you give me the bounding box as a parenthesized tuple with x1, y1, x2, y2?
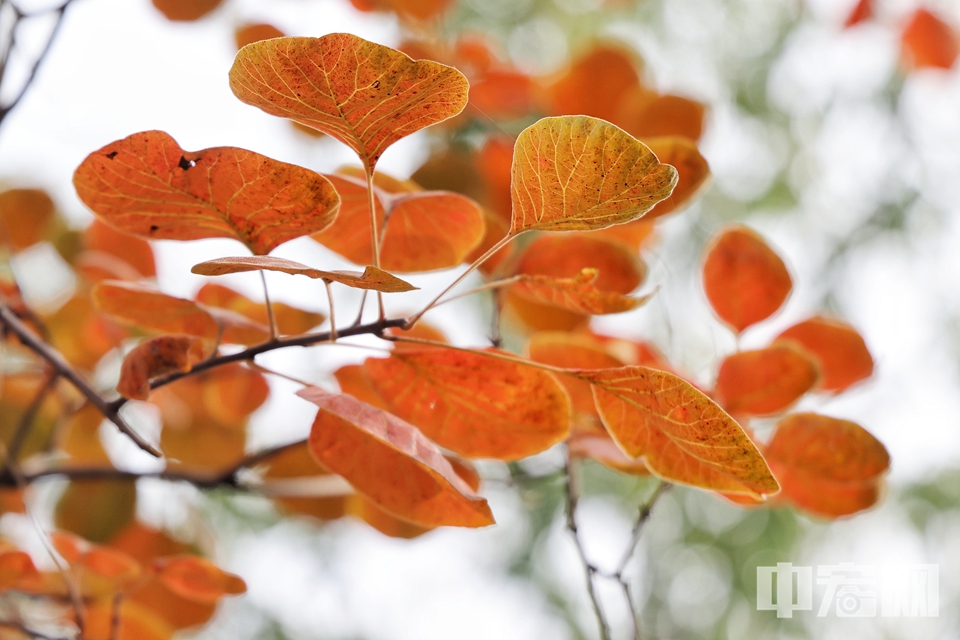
(297, 386, 494, 527)
(0, 188, 55, 251)
(643, 137, 710, 219)
(152, 0, 222, 21)
(312, 173, 485, 273)
(93, 281, 218, 340)
(512, 268, 652, 315)
(78, 546, 143, 596)
(547, 44, 644, 124)
(235, 23, 285, 50)
(714, 344, 820, 416)
(191, 256, 417, 292)
(617, 92, 706, 142)
(469, 70, 542, 119)
(117, 336, 207, 400)
(51, 530, 86, 564)
(383, 0, 453, 21)
(510, 116, 677, 233)
(701, 225, 792, 333)
(845, 0, 872, 28)
(229, 35, 469, 169)
(453, 36, 496, 75)
(0, 548, 38, 590)
(154, 555, 246, 603)
(73, 130, 340, 255)
(363, 346, 571, 460)
(127, 576, 216, 631)
(902, 9, 959, 70)
(83, 219, 156, 279)
(765, 413, 889, 518)
(576, 367, 779, 495)
(776, 316, 874, 393)
(569, 432, 651, 476)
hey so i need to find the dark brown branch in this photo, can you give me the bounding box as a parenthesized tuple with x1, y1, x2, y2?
(0, 303, 160, 457)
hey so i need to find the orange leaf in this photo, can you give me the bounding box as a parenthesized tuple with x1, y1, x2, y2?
(311, 173, 484, 272)
(191, 256, 416, 292)
(503, 290, 591, 333)
(117, 336, 207, 400)
(469, 70, 542, 119)
(80, 599, 175, 640)
(642, 137, 710, 220)
(512, 268, 652, 315)
(55, 480, 137, 544)
(0, 188, 55, 251)
(195, 283, 324, 337)
(230, 35, 469, 169)
(568, 432, 650, 476)
(701, 225, 792, 333)
(297, 386, 494, 527)
(93, 281, 218, 340)
(515, 234, 648, 294)
(152, 0, 222, 21)
(714, 344, 819, 416)
(765, 413, 889, 518)
(262, 441, 352, 522)
(363, 346, 571, 460)
(154, 555, 246, 603)
(477, 135, 514, 221)
(901, 8, 959, 70)
(510, 116, 677, 233)
(46, 295, 127, 369)
(82, 219, 157, 279)
(576, 367, 779, 495)
(0, 548, 38, 590)
(845, 0, 872, 27)
(234, 23, 285, 50)
(349, 495, 432, 539)
(547, 44, 643, 124)
(775, 316, 874, 392)
(618, 92, 706, 142)
(73, 130, 340, 255)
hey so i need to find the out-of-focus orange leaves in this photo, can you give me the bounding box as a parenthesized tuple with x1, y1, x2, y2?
(547, 44, 643, 123)
(901, 8, 959, 70)
(191, 256, 417, 292)
(577, 367, 779, 495)
(477, 136, 514, 222)
(0, 375, 65, 462)
(568, 433, 650, 475)
(262, 442, 352, 522)
(81, 219, 157, 281)
(234, 23, 285, 50)
(701, 225, 792, 333)
(469, 71, 542, 120)
(154, 555, 246, 603)
(298, 386, 494, 527)
(510, 116, 678, 233)
(642, 137, 710, 219)
(511, 268, 652, 316)
(94, 281, 218, 341)
(55, 480, 136, 544)
(81, 599, 175, 640)
(117, 335, 207, 400)
(0, 546, 39, 590)
(73, 131, 340, 255)
(618, 92, 706, 142)
(0, 188, 55, 251)
(363, 346, 571, 460)
(765, 413, 889, 518)
(776, 316, 874, 392)
(45, 295, 126, 369)
(352, 0, 452, 22)
(589, 218, 656, 252)
(516, 234, 648, 294)
(230, 35, 468, 169)
(845, 0, 873, 28)
(714, 344, 819, 416)
(312, 172, 484, 272)
(194, 283, 322, 337)
(109, 522, 188, 566)
(466, 208, 513, 275)
(152, 0, 222, 21)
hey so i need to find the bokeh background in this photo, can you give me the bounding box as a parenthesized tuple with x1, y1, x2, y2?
(1, 0, 959, 638)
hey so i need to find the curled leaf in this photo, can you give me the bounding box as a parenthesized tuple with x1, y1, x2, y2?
(191, 256, 416, 292)
(510, 116, 677, 233)
(73, 130, 340, 255)
(117, 335, 207, 400)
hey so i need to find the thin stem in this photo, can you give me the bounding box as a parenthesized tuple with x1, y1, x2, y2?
(405, 233, 518, 329)
(246, 361, 312, 387)
(364, 167, 385, 321)
(0, 302, 160, 457)
(613, 481, 671, 578)
(323, 279, 337, 342)
(351, 290, 368, 328)
(260, 271, 277, 340)
(427, 275, 522, 308)
(3, 372, 58, 469)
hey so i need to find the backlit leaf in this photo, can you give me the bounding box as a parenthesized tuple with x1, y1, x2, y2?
(643, 137, 710, 219)
(94, 281, 218, 340)
(195, 283, 324, 336)
(512, 268, 652, 315)
(776, 316, 874, 393)
(765, 413, 889, 518)
(191, 256, 416, 292)
(515, 234, 647, 294)
(469, 70, 541, 119)
(73, 130, 340, 255)
(0, 188, 55, 251)
(234, 23, 285, 50)
(901, 8, 959, 70)
(701, 225, 792, 333)
(568, 432, 650, 476)
(117, 336, 207, 400)
(714, 344, 819, 416)
(152, 0, 222, 21)
(510, 116, 677, 233)
(230, 35, 469, 169)
(154, 555, 246, 603)
(547, 44, 643, 124)
(617, 91, 706, 142)
(297, 386, 494, 527)
(46, 295, 127, 369)
(577, 367, 779, 495)
(82, 219, 157, 279)
(363, 346, 571, 460)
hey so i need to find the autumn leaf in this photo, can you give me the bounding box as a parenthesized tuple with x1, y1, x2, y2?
(574, 367, 779, 495)
(516, 234, 648, 294)
(191, 256, 417, 292)
(568, 432, 650, 476)
(154, 555, 246, 603)
(510, 116, 678, 233)
(469, 70, 542, 119)
(82, 219, 157, 280)
(512, 268, 653, 315)
(363, 346, 571, 460)
(0, 188, 55, 251)
(73, 130, 340, 255)
(55, 480, 136, 544)
(229, 34, 469, 169)
(297, 386, 494, 527)
(901, 8, 959, 70)
(547, 44, 644, 124)
(775, 316, 874, 393)
(845, 0, 872, 28)
(701, 225, 792, 333)
(235, 23, 285, 50)
(117, 336, 207, 400)
(195, 283, 324, 337)
(152, 0, 222, 21)
(642, 137, 710, 220)
(765, 413, 889, 518)
(714, 344, 820, 416)
(617, 91, 706, 142)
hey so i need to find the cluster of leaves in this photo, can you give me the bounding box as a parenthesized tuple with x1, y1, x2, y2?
(0, 4, 897, 637)
(846, 0, 959, 72)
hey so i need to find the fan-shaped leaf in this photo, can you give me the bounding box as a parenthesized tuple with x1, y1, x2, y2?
(191, 256, 416, 292)
(73, 130, 340, 255)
